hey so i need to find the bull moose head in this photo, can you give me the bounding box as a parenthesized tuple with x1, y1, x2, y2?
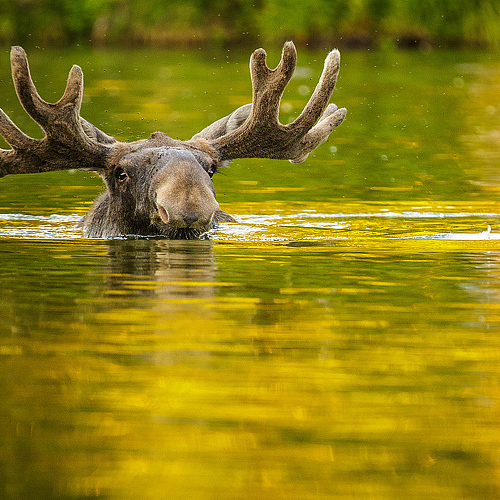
(0, 42, 346, 239)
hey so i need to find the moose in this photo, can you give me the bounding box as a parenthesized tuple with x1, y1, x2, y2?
(0, 42, 346, 239)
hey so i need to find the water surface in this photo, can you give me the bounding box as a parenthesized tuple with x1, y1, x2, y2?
(1, 46, 500, 499)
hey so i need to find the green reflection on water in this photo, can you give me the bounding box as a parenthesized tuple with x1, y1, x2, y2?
(1, 46, 500, 499)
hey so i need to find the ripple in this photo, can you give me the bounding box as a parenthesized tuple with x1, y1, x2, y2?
(0, 210, 499, 242)
(403, 228, 500, 241)
(0, 213, 83, 239)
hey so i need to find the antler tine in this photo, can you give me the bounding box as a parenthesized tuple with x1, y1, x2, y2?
(211, 42, 346, 163)
(0, 108, 38, 149)
(250, 41, 297, 120)
(0, 46, 113, 177)
(291, 49, 341, 133)
(10, 46, 56, 130)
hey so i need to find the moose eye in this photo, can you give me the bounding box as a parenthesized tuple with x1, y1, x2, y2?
(207, 164, 217, 178)
(114, 167, 128, 182)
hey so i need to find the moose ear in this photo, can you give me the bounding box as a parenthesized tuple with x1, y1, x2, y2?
(81, 118, 117, 145)
(191, 104, 252, 141)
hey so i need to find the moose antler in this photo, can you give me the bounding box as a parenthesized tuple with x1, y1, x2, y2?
(206, 41, 346, 163)
(1, 42, 344, 179)
(0, 46, 113, 177)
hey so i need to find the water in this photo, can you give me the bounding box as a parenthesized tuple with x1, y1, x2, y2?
(1, 46, 500, 499)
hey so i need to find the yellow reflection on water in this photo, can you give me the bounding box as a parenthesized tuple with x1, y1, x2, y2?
(1, 219, 500, 499)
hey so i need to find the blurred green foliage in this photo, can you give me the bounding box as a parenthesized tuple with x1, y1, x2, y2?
(0, 0, 500, 48)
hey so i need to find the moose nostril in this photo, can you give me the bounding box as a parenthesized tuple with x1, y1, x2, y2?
(157, 205, 169, 224)
(183, 214, 199, 227)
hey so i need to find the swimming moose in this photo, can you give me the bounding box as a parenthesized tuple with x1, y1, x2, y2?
(0, 42, 346, 239)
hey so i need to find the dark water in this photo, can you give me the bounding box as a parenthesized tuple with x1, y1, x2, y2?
(1, 46, 500, 499)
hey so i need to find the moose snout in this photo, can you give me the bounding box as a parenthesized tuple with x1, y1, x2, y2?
(153, 157, 219, 229)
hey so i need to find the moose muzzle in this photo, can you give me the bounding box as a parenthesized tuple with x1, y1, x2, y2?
(152, 150, 219, 229)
